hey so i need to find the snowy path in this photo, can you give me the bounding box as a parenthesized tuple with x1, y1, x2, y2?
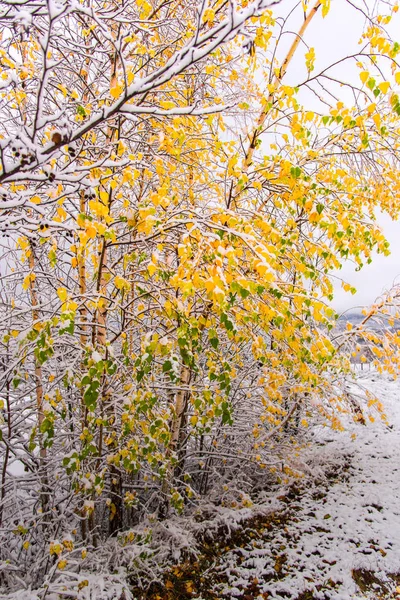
(211, 374, 400, 600)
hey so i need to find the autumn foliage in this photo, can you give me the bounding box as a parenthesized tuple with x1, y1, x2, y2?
(1, 0, 400, 595)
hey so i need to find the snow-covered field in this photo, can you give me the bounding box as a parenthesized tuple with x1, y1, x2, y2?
(211, 373, 400, 599)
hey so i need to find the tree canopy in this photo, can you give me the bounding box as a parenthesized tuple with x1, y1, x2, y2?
(1, 0, 400, 596)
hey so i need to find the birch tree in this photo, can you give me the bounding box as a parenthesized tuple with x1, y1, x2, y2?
(1, 0, 400, 595)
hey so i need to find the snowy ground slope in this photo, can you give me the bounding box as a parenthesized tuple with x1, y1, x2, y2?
(212, 373, 400, 600)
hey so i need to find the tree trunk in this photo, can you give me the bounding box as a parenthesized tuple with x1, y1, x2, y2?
(159, 365, 191, 517)
(28, 248, 50, 522)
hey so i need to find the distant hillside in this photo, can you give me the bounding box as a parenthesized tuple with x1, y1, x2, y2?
(337, 311, 400, 332)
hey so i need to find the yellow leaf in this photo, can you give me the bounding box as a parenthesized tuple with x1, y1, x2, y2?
(50, 542, 62, 556)
(203, 8, 215, 23)
(30, 195, 41, 205)
(22, 273, 35, 290)
(147, 263, 157, 276)
(321, 0, 330, 17)
(395, 72, 400, 85)
(114, 275, 131, 292)
(67, 300, 78, 314)
(378, 81, 390, 94)
(57, 206, 67, 220)
(17, 236, 29, 250)
(89, 199, 108, 218)
(373, 113, 381, 128)
(138, 0, 152, 18)
(86, 223, 97, 239)
(78, 579, 89, 590)
(110, 83, 123, 99)
(57, 287, 68, 302)
(57, 84, 67, 97)
(359, 71, 369, 84)
(185, 581, 194, 593)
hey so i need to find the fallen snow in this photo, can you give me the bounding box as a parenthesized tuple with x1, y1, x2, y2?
(212, 372, 400, 599)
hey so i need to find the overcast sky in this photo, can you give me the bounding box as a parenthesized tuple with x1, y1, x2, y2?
(274, 0, 400, 313)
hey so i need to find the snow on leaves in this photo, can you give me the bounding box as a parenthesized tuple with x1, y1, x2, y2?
(1, 0, 400, 597)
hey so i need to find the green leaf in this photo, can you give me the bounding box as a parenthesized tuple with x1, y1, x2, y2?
(290, 166, 301, 179)
(83, 380, 100, 409)
(210, 337, 219, 349)
(221, 313, 234, 331)
(162, 360, 172, 372)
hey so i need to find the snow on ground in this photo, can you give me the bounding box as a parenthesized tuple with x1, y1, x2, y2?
(211, 373, 400, 600)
